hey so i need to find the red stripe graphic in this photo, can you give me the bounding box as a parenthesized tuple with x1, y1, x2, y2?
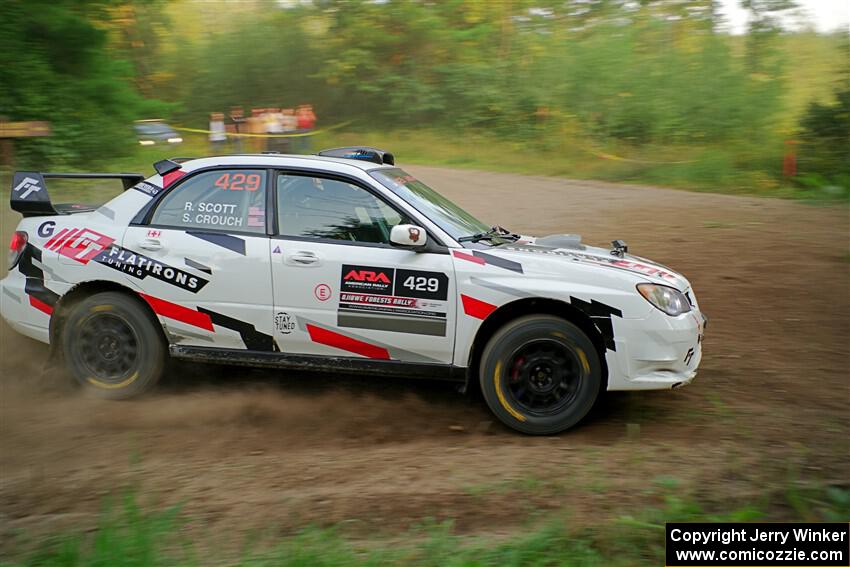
(139, 293, 213, 331)
(306, 323, 390, 359)
(162, 170, 186, 188)
(461, 294, 498, 320)
(452, 250, 486, 265)
(45, 227, 70, 249)
(49, 227, 79, 251)
(29, 295, 54, 315)
(57, 227, 82, 250)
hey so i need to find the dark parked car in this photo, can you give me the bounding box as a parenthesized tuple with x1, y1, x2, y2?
(133, 120, 183, 146)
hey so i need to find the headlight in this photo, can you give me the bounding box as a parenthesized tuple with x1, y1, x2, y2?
(139, 140, 155, 146)
(637, 283, 691, 316)
(167, 137, 183, 143)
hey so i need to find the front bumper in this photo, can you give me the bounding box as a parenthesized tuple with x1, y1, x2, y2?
(605, 303, 706, 391)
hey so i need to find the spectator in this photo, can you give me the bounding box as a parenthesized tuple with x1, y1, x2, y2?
(247, 108, 265, 153)
(278, 108, 297, 154)
(296, 104, 316, 130)
(209, 112, 226, 153)
(229, 106, 245, 152)
(281, 108, 297, 132)
(294, 104, 316, 153)
(265, 107, 285, 152)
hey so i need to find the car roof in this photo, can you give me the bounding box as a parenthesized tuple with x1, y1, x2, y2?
(174, 154, 396, 174)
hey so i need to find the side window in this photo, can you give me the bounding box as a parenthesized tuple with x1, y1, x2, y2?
(276, 174, 404, 243)
(151, 169, 267, 234)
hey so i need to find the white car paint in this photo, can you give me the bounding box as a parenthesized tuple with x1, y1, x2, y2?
(1, 154, 705, 391)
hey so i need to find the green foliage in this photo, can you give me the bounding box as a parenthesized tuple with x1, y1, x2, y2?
(6, 492, 186, 567)
(5, 484, 848, 567)
(1, 0, 847, 196)
(0, 0, 167, 168)
(159, 0, 848, 194)
(798, 68, 850, 187)
(175, 1, 787, 147)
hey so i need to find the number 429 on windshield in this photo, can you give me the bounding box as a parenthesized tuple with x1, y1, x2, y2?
(215, 173, 261, 191)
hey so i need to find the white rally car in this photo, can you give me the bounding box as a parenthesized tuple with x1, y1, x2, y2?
(2, 147, 705, 434)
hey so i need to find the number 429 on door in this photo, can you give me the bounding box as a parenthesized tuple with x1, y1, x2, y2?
(403, 276, 439, 292)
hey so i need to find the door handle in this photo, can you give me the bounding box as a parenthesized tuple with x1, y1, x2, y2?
(138, 238, 163, 251)
(286, 251, 321, 266)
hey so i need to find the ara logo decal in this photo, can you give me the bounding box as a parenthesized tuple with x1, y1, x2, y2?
(46, 228, 115, 264)
(273, 245, 281, 254)
(13, 176, 42, 199)
(341, 265, 394, 295)
(344, 270, 391, 284)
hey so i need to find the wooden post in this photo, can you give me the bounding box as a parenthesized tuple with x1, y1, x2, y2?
(0, 120, 52, 168)
(0, 140, 12, 167)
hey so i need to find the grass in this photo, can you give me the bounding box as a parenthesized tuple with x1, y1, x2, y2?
(3, 128, 847, 204)
(313, 129, 848, 202)
(3, 484, 848, 567)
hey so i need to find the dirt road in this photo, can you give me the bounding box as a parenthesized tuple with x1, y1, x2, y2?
(1, 167, 848, 550)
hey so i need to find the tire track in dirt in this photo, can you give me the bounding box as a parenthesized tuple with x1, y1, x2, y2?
(1, 168, 848, 550)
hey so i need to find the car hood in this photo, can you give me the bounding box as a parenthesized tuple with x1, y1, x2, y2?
(484, 234, 691, 291)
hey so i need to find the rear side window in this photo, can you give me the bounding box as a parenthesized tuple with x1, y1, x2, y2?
(151, 169, 267, 234)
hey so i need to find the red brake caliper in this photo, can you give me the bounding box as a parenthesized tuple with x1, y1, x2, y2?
(510, 357, 524, 383)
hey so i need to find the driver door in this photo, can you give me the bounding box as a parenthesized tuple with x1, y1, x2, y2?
(269, 171, 456, 364)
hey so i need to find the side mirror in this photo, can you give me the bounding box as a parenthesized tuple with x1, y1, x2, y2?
(390, 224, 427, 248)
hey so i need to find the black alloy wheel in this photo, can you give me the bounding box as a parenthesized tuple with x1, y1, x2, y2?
(63, 291, 166, 399)
(479, 315, 602, 434)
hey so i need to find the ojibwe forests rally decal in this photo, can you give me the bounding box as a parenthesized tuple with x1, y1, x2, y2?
(338, 264, 449, 337)
(45, 228, 208, 292)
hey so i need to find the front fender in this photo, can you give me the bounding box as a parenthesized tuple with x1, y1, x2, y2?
(451, 254, 653, 369)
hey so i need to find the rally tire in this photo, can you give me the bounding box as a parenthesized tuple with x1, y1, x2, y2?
(62, 292, 165, 399)
(479, 315, 601, 435)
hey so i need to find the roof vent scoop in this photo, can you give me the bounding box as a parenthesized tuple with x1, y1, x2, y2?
(536, 234, 585, 251)
(318, 147, 394, 166)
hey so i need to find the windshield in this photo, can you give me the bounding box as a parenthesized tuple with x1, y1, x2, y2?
(135, 123, 172, 135)
(370, 168, 491, 242)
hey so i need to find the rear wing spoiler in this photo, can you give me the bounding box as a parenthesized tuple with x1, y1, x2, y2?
(10, 171, 145, 217)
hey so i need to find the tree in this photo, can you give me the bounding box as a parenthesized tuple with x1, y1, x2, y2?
(798, 39, 850, 181)
(0, 0, 161, 167)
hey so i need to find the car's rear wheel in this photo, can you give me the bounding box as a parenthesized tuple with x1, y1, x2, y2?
(62, 292, 165, 399)
(479, 315, 601, 434)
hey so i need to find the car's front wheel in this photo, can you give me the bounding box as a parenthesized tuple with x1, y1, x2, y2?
(479, 315, 602, 434)
(62, 291, 165, 399)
